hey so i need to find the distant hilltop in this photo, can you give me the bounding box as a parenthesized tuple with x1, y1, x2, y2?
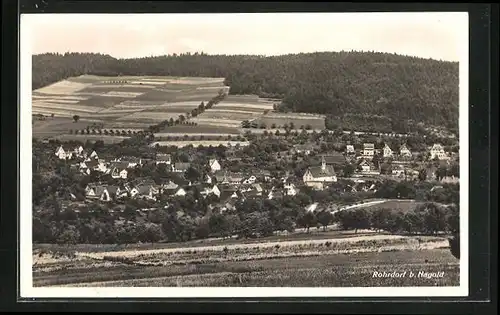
(32, 51, 459, 131)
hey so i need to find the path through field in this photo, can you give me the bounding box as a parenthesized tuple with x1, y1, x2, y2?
(74, 234, 438, 260)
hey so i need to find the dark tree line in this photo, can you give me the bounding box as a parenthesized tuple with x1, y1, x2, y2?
(33, 51, 459, 131)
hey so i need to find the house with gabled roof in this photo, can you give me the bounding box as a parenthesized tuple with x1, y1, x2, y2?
(357, 159, 380, 175)
(363, 143, 375, 158)
(227, 172, 244, 185)
(55, 146, 73, 160)
(73, 145, 85, 157)
(111, 166, 128, 179)
(429, 143, 448, 160)
(130, 184, 160, 200)
(155, 153, 172, 165)
(303, 156, 337, 190)
(100, 186, 120, 202)
(399, 144, 412, 158)
(284, 183, 298, 196)
(242, 175, 257, 185)
(383, 144, 393, 158)
(200, 184, 221, 198)
(208, 159, 222, 173)
(85, 184, 107, 199)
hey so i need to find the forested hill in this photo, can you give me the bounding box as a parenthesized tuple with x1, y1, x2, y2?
(32, 52, 459, 130)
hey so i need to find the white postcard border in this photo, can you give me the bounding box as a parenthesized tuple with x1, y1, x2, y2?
(20, 12, 469, 298)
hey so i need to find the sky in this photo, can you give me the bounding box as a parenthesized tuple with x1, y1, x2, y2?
(22, 12, 468, 62)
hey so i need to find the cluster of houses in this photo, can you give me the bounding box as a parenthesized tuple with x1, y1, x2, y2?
(301, 142, 457, 190)
(56, 139, 458, 206)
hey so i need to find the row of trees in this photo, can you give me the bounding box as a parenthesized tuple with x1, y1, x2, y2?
(33, 51, 459, 132)
(33, 197, 458, 245)
(335, 203, 459, 235)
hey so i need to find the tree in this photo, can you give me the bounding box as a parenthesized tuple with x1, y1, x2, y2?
(316, 210, 334, 231)
(418, 168, 427, 181)
(185, 166, 201, 183)
(446, 204, 459, 234)
(423, 203, 448, 235)
(57, 225, 80, 245)
(297, 211, 317, 233)
(209, 213, 231, 238)
(448, 233, 460, 259)
(342, 163, 356, 177)
(73, 115, 80, 123)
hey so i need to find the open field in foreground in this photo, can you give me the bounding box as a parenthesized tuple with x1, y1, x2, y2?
(33, 233, 458, 287)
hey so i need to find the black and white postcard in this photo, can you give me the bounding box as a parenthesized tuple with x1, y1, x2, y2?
(19, 12, 469, 298)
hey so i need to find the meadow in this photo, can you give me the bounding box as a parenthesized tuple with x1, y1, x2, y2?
(33, 233, 458, 287)
(256, 112, 326, 130)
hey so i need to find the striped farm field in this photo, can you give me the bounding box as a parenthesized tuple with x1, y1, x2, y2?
(32, 102, 101, 113)
(188, 117, 242, 128)
(31, 74, 228, 139)
(171, 93, 219, 102)
(215, 102, 274, 110)
(54, 134, 130, 144)
(116, 111, 184, 122)
(76, 96, 131, 107)
(35, 80, 90, 95)
(204, 108, 265, 115)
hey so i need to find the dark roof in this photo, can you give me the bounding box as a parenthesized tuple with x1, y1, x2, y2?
(322, 154, 346, 165)
(85, 160, 99, 168)
(307, 165, 336, 178)
(105, 186, 119, 194)
(111, 161, 129, 170)
(156, 153, 171, 161)
(174, 162, 191, 171)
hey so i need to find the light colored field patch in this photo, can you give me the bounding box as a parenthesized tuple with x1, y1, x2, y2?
(32, 103, 101, 113)
(156, 88, 186, 93)
(172, 93, 218, 101)
(34, 99, 82, 104)
(164, 101, 208, 107)
(116, 111, 183, 122)
(189, 117, 242, 125)
(215, 102, 273, 110)
(32, 95, 90, 101)
(35, 80, 91, 95)
(114, 104, 162, 110)
(204, 109, 264, 115)
(105, 91, 145, 98)
(99, 107, 146, 114)
(263, 113, 326, 119)
(32, 108, 95, 117)
(196, 86, 230, 90)
(128, 81, 167, 85)
(55, 134, 130, 143)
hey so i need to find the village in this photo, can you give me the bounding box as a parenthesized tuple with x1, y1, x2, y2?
(49, 137, 460, 214)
